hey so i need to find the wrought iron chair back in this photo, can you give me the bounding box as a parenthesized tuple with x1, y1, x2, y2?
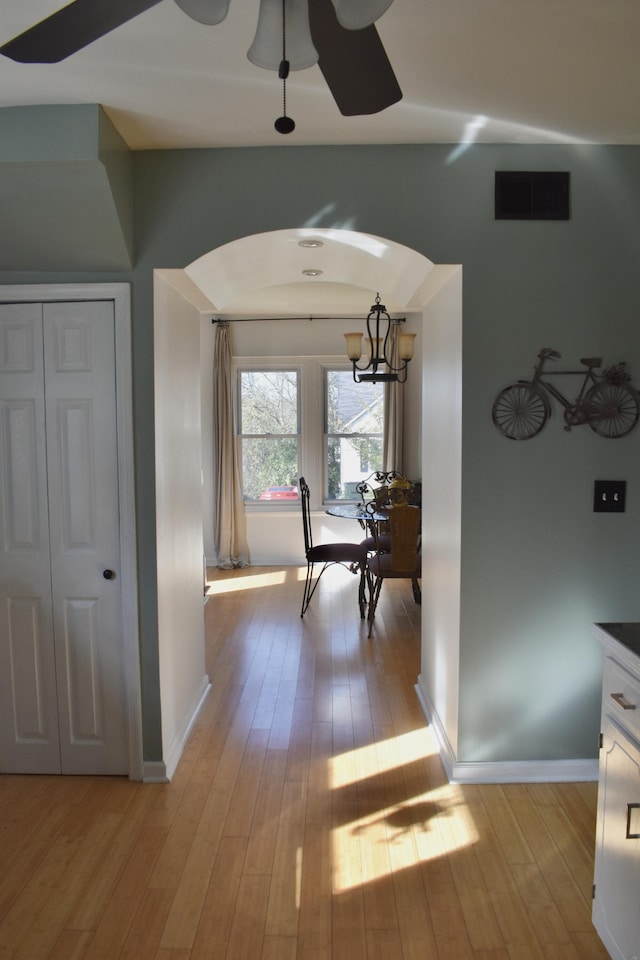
(356, 472, 420, 509)
(299, 476, 367, 618)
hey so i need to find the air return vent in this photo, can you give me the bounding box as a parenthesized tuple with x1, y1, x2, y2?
(495, 171, 570, 220)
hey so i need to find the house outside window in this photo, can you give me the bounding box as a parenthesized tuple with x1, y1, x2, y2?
(325, 369, 384, 500)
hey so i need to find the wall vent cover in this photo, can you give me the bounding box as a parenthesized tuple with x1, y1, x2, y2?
(495, 171, 570, 220)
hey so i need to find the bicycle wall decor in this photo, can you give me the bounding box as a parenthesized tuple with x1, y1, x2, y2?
(492, 348, 640, 440)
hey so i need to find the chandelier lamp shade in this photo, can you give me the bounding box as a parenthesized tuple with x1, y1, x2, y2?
(345, 294, 416, 384)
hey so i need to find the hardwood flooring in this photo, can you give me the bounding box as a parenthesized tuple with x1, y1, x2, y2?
(0, 565, 609, 959)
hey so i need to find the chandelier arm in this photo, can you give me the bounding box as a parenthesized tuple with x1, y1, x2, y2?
(383, 317, 409, 373)
(380, 311, 393, 370)
(368, 306, 382, 376)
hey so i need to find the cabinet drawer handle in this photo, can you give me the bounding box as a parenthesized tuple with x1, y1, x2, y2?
(626, 803, 640, 840)
(610, 692, 636, 710)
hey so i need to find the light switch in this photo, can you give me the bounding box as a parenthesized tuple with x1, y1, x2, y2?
(593, 480, 626, 513)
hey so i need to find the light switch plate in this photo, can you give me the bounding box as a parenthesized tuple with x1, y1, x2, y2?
(593, 480, 626, 513)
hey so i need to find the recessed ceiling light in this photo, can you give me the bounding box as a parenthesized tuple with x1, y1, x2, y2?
(302, 269, 323, 276)
(298, 239, 324, 248)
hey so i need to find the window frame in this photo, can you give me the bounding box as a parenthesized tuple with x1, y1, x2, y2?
(235, 361, 302, 508)
(322, 364, 385, 503)
(234, 356, 385, 510)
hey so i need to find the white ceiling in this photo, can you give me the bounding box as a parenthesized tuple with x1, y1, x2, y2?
(1, 0, 640, 151)
(184, 228, 437, 315)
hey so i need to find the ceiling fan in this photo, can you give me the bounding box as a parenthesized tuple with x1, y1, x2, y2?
(0, 0, 402, 127)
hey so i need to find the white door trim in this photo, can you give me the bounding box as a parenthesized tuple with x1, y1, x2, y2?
(0, 282, 143, 780)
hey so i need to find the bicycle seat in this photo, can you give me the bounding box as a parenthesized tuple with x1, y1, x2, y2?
(580, 357, 602, 368)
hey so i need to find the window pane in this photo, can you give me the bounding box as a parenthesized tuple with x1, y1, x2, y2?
(326, 370, 384, 499)
(238, 369, 299, 501)
(241, 437, 299, 500)
(327, 435, 383, 499)
(240, 370, 298, 434)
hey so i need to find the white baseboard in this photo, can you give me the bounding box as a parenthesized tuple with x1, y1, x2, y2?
(415, 681, 598, 785)
(142, 760, 169, 783)
(144, 675, 211, 783)
(206, 557, 302, 568)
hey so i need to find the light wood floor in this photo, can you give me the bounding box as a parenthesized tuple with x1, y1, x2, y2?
(0, 565, 609, 960)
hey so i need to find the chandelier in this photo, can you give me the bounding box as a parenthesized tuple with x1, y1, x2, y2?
(344, 294, 416, 384)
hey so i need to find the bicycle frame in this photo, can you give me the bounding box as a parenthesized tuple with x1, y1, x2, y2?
(528, 351, 599, 415)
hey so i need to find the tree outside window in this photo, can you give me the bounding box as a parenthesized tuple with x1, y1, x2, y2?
(238, 370, 299, 500)
(236, 363, 385, 505)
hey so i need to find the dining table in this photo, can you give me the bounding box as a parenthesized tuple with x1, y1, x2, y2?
(325, 502, 389, 541)
(325, 502, 388, 522)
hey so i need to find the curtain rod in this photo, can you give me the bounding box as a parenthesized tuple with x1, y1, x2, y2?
(212, 316, 345, 323)
(211, 315, 406, 324)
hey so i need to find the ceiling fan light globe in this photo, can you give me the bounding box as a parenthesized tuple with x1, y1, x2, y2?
(173, 0, 231, 26)
(329, 0, 394, 30)
(248, 0, 318, 71)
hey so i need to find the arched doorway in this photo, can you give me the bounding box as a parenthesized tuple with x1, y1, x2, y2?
(152, 228, 463, 781)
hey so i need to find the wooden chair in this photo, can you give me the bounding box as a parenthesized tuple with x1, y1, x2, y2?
(357, 473, 416, 556)
(366, 502, 421, 637)
(299, 476, 367, 618)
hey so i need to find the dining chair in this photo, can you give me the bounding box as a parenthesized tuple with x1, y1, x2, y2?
(299, 476, 368, 618)
(357, 472, 415, 556)
(366, 502, 421, 637)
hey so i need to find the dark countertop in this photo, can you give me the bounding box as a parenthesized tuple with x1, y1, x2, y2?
(596, 622, 640, 659)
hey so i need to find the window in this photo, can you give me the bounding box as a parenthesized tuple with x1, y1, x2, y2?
(236, 360, 385, 505)
(238, 369, 300, 501)
(325, 369, 384, 500)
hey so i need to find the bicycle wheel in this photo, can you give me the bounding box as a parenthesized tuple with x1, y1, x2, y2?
(586, 382, 640, 438)
(492, 383, 549, 440)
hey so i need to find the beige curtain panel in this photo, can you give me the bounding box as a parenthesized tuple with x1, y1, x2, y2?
(212, 321, 250, 568)
(383, 319, 404, 473)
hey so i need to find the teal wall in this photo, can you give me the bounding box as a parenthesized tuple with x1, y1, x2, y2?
(2, 126, 639, 765)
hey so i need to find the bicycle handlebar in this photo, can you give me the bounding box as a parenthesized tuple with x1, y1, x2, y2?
(538, 348, 561, 361)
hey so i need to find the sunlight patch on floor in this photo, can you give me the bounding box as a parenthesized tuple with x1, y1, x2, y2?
(330, 728, 438, 790)
(330, 728, 477, 893)
(331, 781, 478, 893)
(206, 569, 290, 594)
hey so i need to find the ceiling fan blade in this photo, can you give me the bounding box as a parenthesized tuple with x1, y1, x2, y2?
(0, 0, 163, 64)
(173, 0, 231, 26)
(308, 0, 401, 116)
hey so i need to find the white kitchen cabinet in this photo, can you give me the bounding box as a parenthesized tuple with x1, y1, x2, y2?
(593, 623, 640, 960)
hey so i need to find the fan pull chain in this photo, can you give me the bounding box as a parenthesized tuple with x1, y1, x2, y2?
(275, 0, 295, 134)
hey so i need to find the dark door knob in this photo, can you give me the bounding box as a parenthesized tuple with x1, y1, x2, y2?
(103, 569, 115, 580)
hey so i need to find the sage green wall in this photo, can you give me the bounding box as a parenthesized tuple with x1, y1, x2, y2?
(132, 142, 640, 763)
(3, 136, 639, 765)
(0, 105, 132, 270)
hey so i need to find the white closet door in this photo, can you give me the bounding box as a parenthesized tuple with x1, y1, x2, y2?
(0, 300, 128, 775)
(0, 303, 60, 772)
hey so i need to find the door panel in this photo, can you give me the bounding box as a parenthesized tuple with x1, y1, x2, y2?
(0, 303, 60, 772)
(44, 301, 128, 775)
(0, 300, 128, 775)
(594, 717, 640, 959)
